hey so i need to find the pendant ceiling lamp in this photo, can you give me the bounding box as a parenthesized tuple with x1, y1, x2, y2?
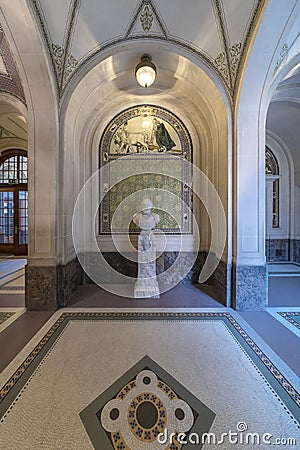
(135, 54, 156, 88)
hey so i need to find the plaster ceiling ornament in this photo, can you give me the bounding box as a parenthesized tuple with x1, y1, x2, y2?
(30, 0, 265, 99)
(140, 4, 154, 32)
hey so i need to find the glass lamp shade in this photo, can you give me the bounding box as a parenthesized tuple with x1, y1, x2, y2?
(135, 55, 156, 88)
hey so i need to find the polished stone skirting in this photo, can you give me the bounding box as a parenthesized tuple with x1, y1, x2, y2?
(57, 259, 83, 308)
(266, 239, 290, 262)
(291, 239, 300, 263)
(266, 238, 300, 263)
(208, 259, 231, 306)
(82, 251, 230, 306)
(232, 264, 267, 311)
(26, 258, 83, 310)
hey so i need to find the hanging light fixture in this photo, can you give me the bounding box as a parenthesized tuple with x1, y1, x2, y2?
(135, 54, 156, 88)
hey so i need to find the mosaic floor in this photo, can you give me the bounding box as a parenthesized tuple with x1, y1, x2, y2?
(0, 309, 299, 449)
(266, 308, 300, 337)
(0, 311, 14, 325)
(0, 307, 26, 333)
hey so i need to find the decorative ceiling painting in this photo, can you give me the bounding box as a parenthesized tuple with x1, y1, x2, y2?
(31, 0, 265, 98)
(99, 105, 193, 235)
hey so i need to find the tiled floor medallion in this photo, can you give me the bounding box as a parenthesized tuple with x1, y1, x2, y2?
(80, 356, 215, 450)
(278, 312, 300, 331)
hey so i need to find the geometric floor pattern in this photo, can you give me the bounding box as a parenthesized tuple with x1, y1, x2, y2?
(266, 307, 300, 338)
(0, 311, 14, 325)
(278, 312, 300, 331)
(0, 311, 299, 449)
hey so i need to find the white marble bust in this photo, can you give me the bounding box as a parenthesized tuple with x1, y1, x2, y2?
(133, 199, 160, 234)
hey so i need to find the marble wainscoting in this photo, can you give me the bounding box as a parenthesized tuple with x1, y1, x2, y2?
(82, 251, 230, 306)
(26, 258, 83, 310)
(232, 264, 267, 311)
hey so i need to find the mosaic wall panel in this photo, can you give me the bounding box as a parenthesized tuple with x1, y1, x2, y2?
(99, 105, 192, 235)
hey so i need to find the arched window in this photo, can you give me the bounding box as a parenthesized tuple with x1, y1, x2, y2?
(265, 147, 279, 228)
(0, 153, 27, 184)
(0, 150, 28, 254)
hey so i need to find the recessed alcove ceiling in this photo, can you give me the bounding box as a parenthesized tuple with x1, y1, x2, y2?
(31, 0, 265, 97)
(0, 102, 28, 150)
(267, 65, 300, 178)
(66, 47, 226, 144)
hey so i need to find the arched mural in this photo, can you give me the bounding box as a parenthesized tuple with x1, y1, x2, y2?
(99, 105, 193, 235)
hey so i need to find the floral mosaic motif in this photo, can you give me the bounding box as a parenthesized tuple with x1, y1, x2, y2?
(274, 43, 289, 75)
(64, 52, 78, 82)
(229, 42, 242, 79)
(214, 51, 230, 86)
(214, 42, 242, 87)
(97, 365, 200, 450)
(51, 43, 78, 84)
(140, 5, 154, 32)
(274, 33, 300, 76)
(52, 43, 64, 78)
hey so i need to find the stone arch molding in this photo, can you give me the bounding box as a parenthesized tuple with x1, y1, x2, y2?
(0, 0, 59, 270)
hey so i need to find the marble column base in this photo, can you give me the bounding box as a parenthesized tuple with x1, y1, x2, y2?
(134, 278, 160, 298)
(25, 258, 82, 310)
(25, 266, 57, 311)
(232, 264, 267, 311)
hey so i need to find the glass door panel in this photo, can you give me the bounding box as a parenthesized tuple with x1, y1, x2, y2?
(0, 191, 14, 245)
(18, 190, 28, 248)
(0, 188, 28, 255)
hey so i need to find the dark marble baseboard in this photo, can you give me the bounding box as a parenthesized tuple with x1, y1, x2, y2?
(266, 239, 290, 262)
(81, 251, 229, 307)
(291, 239, 300, 264)
(266, 238, 300, 263)
(26, 258, 83, 310)
(232, 264, 267, 311)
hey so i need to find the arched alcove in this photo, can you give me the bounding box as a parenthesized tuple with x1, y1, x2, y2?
(61, 42, 232, 305)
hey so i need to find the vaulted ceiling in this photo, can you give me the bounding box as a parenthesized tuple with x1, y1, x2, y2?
(31, 0, 264, 97)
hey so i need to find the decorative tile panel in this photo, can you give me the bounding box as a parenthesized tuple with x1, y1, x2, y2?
(99, 105, 193, 235)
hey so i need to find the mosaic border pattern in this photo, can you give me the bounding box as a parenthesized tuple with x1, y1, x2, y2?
(278, 312, 300, 331)
(0, 312, 299, 427)
(0, 311, 14, 325)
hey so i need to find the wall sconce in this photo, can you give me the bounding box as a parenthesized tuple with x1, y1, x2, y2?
(135, 54, 156, 88)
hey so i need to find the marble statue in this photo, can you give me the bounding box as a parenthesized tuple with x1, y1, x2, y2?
(133, 199, 160, 298)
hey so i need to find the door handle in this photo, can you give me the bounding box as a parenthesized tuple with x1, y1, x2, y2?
(14, 226, 18, 235)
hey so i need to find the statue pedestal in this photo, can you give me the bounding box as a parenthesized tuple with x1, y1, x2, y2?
(134, 234, 160, 298)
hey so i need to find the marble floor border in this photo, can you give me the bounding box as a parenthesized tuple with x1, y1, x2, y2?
(0, 309, 299, 427)
(266, 307, 300, 337)
(0, 308, 26, 333)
